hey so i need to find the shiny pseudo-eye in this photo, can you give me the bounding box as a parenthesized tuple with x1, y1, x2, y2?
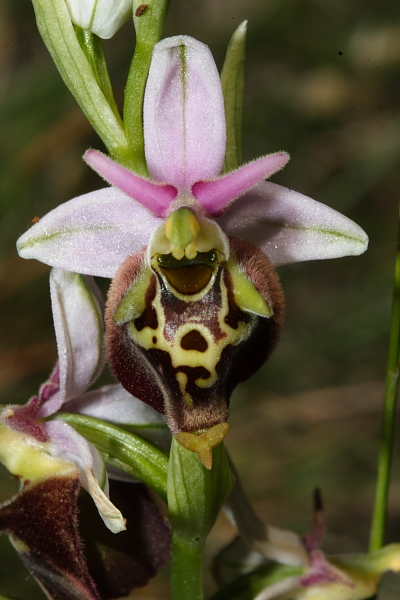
(156, 250, 218, 295)
(106, 209, 284, 468)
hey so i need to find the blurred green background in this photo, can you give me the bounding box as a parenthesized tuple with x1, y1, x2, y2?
(1, 0, 400, 597)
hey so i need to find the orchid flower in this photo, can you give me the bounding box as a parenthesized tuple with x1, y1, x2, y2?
(0, 268, 170, 600)
(64, 0, 133, 39)
(214, 485, 400, 600)
(17, 35, 368, 468)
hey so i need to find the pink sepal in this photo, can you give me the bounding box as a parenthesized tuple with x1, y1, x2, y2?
(217, 181, 368, 265)
(38, 270, 105, 418)
(144, 36, 226, 190)
(17, 188, 162, 278)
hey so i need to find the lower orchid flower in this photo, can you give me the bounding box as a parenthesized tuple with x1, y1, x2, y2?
(214, 485, 400, 600)
(16, 35, 368, 468)
(0, 268, 170, 600)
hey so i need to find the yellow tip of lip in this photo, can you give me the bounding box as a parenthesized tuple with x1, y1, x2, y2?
(174, 423, 229, 469)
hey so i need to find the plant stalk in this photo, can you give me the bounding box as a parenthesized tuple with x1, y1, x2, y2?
(369, 204, 400, 551)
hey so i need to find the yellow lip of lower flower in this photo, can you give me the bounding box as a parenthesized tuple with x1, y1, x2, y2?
(0, 421, 77, 485)
(174, 423, 229, 469)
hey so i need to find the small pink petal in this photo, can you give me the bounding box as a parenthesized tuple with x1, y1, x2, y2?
(39, 363, 60, 402)
(84, 150, 177, 217)
(1, 398, 48, 443)
(300, 550, 355, 588)
(17, 187, 162, 277)
(192, 152, 289, 215)
(217, 181, 368, 265)
(144, 36, 226, 190)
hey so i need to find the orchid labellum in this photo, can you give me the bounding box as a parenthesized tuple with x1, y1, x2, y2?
(17, 36, 368, 468)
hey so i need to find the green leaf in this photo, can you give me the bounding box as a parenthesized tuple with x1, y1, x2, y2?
(221, 21, 247, 173)
(56, 413, 168, 501)
(30, 0, 131, 164)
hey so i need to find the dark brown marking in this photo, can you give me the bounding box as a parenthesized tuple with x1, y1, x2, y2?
(160, 264, 213, 295)
(135, 4, 148, 16)
(152, 336, 157, 344)
(223, 269, 251, 329)
(134, 275, 158, 331)
(180, 330, 208, 352)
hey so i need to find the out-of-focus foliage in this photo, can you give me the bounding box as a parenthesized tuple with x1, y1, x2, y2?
(1, 0, 400, 598)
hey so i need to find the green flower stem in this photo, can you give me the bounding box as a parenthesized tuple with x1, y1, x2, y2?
(168, 438, 235, 600)
(171, 530, 204, 600)
(56, 413, 169, 501)
(30, 0, 132, 165)
(220, 21, 247, 173)
(370, 205, 400, 551)
(123, 0, 171, 176)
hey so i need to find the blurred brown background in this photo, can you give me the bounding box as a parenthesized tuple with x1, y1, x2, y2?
(1, 0, 400, 597)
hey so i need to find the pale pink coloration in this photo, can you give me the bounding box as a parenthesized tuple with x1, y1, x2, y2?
(144, 36, 227, 191)
(17, 36, 368, 276)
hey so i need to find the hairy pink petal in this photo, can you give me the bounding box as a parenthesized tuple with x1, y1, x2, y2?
(17, 187, 162, 277)
(217, 181, 368, 265)
(84, 150, 177, 217)
(193, 153, 289, 215)
(144, 35, 226, 190)
(38, 270, 105, 417)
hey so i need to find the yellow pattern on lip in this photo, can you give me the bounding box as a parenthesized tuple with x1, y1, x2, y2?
(174, 423, 229, 469)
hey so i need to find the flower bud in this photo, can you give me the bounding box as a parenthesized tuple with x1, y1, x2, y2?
(64, 0, 132, 39)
